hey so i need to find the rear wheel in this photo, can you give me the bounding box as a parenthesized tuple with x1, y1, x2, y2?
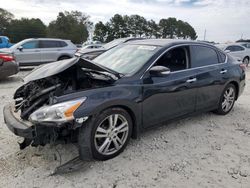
(78, 108, 132, 161)
(243, 57, 249, 67)
(58, 56, 71, 61)
(214, 84, 236, 115)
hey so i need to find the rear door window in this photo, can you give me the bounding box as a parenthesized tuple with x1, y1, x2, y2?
(190, 46, 219, 68)
(40, 40, 62, 48)
(233, 46, 244, 51)
(226, 45, 244, 52)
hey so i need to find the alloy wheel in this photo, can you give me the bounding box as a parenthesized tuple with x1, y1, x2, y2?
(222, 87, 235, 112)
(94, 114, 129, 155)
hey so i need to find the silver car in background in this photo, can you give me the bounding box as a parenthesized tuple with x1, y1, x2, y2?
(0, 38, 77, 66)
(216, 43, 250, 66)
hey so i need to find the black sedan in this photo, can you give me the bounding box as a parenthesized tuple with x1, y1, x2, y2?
(0, 53, 19, 79)
(3, 39, 246, 161)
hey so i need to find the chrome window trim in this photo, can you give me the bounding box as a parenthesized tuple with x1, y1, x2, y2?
(140, 43, 228, 79)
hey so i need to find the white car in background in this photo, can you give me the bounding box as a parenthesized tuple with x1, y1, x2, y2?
(216, 43, 250, 66)
(0, 38, 77, 66)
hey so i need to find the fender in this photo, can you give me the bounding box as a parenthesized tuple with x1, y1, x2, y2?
(56, 85, 143, 137)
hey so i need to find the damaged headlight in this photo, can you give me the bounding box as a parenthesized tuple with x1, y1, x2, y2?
(29, 97, 86, 123)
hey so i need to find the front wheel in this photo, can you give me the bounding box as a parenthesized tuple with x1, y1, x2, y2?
(214, 84, 236, 115)
(78, 108, 132, 161)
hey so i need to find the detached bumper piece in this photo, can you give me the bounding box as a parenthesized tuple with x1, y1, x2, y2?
(3, 104, 36, 139)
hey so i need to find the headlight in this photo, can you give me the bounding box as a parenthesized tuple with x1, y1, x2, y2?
(29, 97, 86, 123)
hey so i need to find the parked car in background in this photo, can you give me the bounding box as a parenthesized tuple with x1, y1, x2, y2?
(216, 43, 250, 66)
(0, 38, 77, 66)
(4, 39, 245, 161)
(0, 36, 12, 48)
(76, 37, 143, 60)
(81, 44, 103, 49)
(0, 53, 19, 79)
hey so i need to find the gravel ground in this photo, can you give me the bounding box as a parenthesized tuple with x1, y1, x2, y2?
(0, 69, 250, 188)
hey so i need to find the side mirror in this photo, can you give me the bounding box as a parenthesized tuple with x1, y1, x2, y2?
(17, 46, 23, 51)
(149, 66, 171, 77)
(225, 50, 230, 53)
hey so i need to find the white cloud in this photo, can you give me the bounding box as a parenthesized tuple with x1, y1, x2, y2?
(1, 0, 250, 42)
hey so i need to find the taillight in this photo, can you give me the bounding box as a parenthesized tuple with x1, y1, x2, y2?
(239, 63, 246, 71)
(0, 54, 15, 62)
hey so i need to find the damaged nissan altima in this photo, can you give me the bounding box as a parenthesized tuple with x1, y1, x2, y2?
(3, 39, 246, 161)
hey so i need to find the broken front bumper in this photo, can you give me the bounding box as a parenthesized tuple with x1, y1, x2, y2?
(3, 104, 36, 139)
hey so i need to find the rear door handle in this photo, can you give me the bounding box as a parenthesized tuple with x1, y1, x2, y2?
(220, 69, 227, 74)
(186, 78, 197, 83)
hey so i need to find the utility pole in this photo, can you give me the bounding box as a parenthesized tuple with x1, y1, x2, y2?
(203, 29, 207, 41)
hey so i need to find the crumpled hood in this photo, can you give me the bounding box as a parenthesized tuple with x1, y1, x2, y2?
(24, 57, 120, 83)
(75, 48, 106, 56)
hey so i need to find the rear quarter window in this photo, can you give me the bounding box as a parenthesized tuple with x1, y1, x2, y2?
(218, 51, 227, 63)
(59, 41, 68, 47)
(190, 46, 219, 68)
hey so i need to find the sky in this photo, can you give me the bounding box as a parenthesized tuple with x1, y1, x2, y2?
(1, 0, 250, 42)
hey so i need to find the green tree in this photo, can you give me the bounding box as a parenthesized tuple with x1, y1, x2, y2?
(159, 17, 197, 40)
(0, 8, 14, 35)
(128, 15, 147, 37)
(47, 11, 90, 43)
(7, 18, 46, 42)
(146, 19, 160, 38)
(93, 21, 107, 42)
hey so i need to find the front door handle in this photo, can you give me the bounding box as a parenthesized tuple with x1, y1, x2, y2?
(186, 78, 197, 83)
(220, 69, 227, 74)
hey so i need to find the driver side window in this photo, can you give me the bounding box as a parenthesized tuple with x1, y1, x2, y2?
(22, 41, 39, 49)
(154, 46, 189, 72)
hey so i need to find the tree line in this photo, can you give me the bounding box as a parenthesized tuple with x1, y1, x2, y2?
(94, 14, 197, 42)
(0, 8, 90, 43)
(0, 8, 197, 44)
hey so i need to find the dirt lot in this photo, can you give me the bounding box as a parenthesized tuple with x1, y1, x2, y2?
(0, 69, 250, 188)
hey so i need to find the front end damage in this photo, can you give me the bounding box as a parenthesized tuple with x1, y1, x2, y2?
(4, 57, 119, 149)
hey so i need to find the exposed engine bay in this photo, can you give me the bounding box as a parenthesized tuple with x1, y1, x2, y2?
(14, 58, 117, 121)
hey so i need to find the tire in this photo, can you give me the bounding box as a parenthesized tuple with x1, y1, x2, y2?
(58, 56, 71, 61)
(243, 57, 249, 67)
(78, 108, 133, 161)
(214, 84, 236, 115)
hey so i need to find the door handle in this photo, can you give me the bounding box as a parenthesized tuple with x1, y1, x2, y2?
(220, 69, 227, 74)
(186, 78, 197, 83)
(34, 50, 40, 52)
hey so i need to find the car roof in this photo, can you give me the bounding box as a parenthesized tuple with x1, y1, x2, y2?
(126, 39, 212, 47)
(28, 38, 70, 41)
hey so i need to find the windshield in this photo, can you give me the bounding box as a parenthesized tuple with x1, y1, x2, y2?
(9, 40, 26, 50)
(93, 44, 160, 75)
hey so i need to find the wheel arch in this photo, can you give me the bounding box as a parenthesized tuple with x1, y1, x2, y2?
(228, 81, 239, 100)
(57, 54, 72, 60)
(243, 56, 249, 60)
